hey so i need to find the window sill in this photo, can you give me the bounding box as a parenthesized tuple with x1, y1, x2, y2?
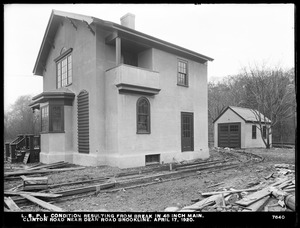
(137, 132, 151, 134)
(177, 83, 189, 87)
(40, 131, 65, 134)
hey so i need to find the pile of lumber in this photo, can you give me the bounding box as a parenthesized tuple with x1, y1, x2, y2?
(4, 161, 85, 178)
(166, 163, 295, 212)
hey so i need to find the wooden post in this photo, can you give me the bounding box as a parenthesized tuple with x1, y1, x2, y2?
(5, 143, 10, 161)
(116, 37, 121, 66)
(28, 135, 34, 150)
(10, 144, 17, 163)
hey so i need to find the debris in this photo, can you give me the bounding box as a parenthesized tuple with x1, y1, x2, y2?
(284, 195, 295, 211)
(164, 206, 179, 212)
(20, 175, 48, 191)
(4, 191, 62, 198)
(4, 166, 86, 177)
(207, 182, 225, 188)
(246, 196, 270, 211)
(264, 173, 274, 180)
(20, 194, 65, 212)
(200, 187, 260, 197)
(4, 197, 21, 211)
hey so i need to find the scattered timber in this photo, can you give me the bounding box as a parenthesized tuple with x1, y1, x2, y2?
(53, 182, 116, 197)
(4, 191, 62, 198)
(179, 193, 231, 212)
(20, 194, 64, 212)
(26, 161, 67, 170)
(200, 187, 260, 196)
(4, 197, 21, 211)
(4, 166, 85, 177)
(246, 196, 270, 211)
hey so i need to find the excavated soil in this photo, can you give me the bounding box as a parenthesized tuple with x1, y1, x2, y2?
(4, 147, 295, 212)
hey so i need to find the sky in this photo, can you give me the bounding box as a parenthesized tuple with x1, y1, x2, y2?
(4, 4, 295, 110)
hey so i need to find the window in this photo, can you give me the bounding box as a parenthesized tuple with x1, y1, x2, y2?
(56, 50, 72, 88)
(262, 126, 267, 139)
(41, 106, 49, 132)
(137, 97, 150, 134)
(145, 154, 160, 165)
(252, 125, 257, 139)
(40, 105, 64, 133)
(177, 59, 188, 86)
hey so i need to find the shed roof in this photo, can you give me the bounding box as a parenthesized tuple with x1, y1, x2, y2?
(213, 106, 271, 124)
(33, 9, 214, 76)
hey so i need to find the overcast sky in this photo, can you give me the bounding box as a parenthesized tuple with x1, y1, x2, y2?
(4, 4, 294, 110)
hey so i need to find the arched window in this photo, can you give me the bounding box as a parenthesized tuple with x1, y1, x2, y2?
(137, 97, 150, 134)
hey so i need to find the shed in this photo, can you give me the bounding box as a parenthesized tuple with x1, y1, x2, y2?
(213, 106, 271, 148)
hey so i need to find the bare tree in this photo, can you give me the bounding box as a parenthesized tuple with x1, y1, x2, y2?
(241, 65, 295, 148)
(4, 95, 40, 142)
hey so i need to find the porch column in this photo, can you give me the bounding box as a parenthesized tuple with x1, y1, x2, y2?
(116, 37, 121, 66)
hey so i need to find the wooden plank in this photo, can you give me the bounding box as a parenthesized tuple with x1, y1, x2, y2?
(179, 193, 231, 212)
(23, 152, 30, 164)
(4, 191, 62, 198)
(4, 166, 85, 177)
(4, 197, 21, 211)
(200, 187, 260, 196)
(246, 196, 270, 211)
(55, 182, 115, 197)
(235, 187, 271, 207)
(20, 194, 64, 211)
(26, 161, 66, 170)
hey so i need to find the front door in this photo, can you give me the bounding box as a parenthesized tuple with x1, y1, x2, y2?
(181, 112, 194, 152)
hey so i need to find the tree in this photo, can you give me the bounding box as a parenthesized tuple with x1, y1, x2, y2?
(241, 65, 295, 148)
(4, 95, 40, 142)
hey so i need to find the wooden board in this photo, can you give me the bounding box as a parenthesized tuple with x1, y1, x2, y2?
(23, 152, 30, 164)
(4, 166, 85, 177)
(5, 191, 62, 198)
(200, 187, 260, 196)
(246, 196, 270, 211)
(235, 187, 271, 207)
(179, 193, 230, 212)
(4, 197, 21, 211)
(20, 194, 64, 212)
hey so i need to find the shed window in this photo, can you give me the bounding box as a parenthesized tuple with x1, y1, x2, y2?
(56, 50, 72, 88)
(177, 59, 188, 86)
(40, 105, 64, 133)
(252, 125, 257, 139)
(137, 97, 150, 134)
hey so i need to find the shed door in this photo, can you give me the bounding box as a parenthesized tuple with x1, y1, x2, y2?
(77, 90, 89, 153)
(218, 123, 241, 148)
(181, 112, 194, 152)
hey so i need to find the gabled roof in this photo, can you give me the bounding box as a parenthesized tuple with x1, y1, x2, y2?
(33, 9, 214, 76)
(213, 106, 271, 124)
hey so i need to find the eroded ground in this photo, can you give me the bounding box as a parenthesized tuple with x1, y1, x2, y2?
(4, 147, 295, 212)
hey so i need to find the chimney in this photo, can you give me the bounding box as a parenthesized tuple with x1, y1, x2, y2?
(120, 13, 135, 30)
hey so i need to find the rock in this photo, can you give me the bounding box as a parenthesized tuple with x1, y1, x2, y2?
(164, 207, 179, 212)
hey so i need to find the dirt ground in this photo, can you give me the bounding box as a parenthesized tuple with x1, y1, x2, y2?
(4, 147, 295, 212)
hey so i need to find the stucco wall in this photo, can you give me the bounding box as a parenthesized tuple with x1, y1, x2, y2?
(104, 48, 209, 168)
(40, 19, 210, 168)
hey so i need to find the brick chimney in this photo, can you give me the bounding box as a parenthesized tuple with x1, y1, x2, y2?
(120, 13, 135, 29)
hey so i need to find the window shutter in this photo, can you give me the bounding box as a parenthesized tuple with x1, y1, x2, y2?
(77, 91, 89, 153)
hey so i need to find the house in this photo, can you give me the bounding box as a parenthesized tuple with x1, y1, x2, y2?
(30, 10, 214, 168)
(213, 106, 271, 148)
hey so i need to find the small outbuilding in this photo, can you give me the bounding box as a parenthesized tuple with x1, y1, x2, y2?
(213, 106, 271, 148)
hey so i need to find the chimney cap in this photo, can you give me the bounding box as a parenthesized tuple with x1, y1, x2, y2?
(120, 13, 135, 30)
(120, 13, 135, 20)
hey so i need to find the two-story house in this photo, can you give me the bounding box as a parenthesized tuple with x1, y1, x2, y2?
(30, 10, 214, 168)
